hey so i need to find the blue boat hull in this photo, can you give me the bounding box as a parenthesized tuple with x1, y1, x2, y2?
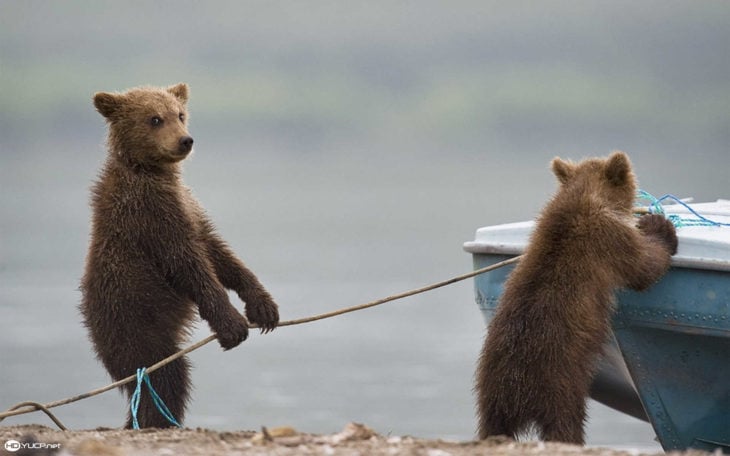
(471, 253, 730, 453)
(614, 267, 730, 452)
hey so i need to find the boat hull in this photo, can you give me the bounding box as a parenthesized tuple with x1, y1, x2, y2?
(466, 200, 730, 452)
(614, 267, 730, 452)
(470, 252, 730, 452)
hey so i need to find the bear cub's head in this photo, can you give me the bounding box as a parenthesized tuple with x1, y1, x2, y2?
(551, 151, 637, 212)
(94, 83, 193, 167)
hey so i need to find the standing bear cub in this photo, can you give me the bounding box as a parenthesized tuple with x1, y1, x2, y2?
(80, 83, 280, 428)
(475, 151, 677, 444)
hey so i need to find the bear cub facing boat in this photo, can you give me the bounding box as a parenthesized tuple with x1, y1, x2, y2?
(475, 151, 677, 444)
(80, 83, 280, 428)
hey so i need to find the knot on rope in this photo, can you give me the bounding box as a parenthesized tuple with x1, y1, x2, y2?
(636, 190, 729, 228)
(130, 367, 182, 429)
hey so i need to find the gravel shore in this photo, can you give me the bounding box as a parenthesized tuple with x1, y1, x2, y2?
(0, 423, 716, 456)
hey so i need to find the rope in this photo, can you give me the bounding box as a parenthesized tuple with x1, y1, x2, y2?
(636, 190, 729, 228)
(0, 255, 521, 429)
(0, 402, 67, 431)
(130, 368, 182, 429)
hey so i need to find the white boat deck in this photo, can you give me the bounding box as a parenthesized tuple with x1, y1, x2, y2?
(463, 199, 730, 272)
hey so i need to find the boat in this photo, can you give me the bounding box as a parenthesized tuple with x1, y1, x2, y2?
(463, 198, 730, 453)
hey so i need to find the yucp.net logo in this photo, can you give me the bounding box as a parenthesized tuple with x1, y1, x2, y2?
(3, 440, 20, 452)
(4, 439, 62, 452)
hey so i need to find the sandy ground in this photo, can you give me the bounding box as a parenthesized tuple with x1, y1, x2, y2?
(0, 423, 717, 456)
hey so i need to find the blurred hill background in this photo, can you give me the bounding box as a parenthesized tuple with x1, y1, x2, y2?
(2, 1, 729, 158)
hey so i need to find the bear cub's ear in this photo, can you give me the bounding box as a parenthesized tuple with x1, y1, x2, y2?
(167, 83, 189, 104)
(604, 151, 631, 186)
(93, 92, 124, 119)
(551, 157, 575, 184)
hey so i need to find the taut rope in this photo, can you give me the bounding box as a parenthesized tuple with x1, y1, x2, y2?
(0, 256, 522, 429)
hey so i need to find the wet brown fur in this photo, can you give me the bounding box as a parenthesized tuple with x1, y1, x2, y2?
(80, 83, 279, 428)
(475, 151, 677, 444)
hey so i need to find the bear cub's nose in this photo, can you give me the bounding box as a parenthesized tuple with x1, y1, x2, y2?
(179, 136, 194, 153)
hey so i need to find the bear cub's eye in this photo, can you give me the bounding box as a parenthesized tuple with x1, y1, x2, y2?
(150, 116, 163, 127)
(178, 113, 185, 122)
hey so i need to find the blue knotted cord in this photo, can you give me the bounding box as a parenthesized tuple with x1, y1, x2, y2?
(636, 190, 730, 228)
(130, 367, 182, 429)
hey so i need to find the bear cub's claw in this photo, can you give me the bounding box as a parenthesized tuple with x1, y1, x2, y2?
(637, 214, 679, 255)
(214, 312, 250, 350)
(245, 295, 280, 334)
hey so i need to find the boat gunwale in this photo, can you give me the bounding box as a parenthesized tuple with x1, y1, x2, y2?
(464, 243, 730, 272)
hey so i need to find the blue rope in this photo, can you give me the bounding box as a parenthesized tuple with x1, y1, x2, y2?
(130, 367, 182, 429)
(636, 190, 730, 228)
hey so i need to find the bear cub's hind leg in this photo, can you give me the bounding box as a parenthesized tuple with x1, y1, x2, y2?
(538, 394, 587, 445)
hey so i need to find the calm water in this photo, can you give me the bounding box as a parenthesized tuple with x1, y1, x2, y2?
(1, 139, 694, 451)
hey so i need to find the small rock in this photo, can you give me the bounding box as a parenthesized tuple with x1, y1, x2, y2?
(426, 449, 453, 456)
(251, 426, 298, 444)
(330, 422, 377, 444)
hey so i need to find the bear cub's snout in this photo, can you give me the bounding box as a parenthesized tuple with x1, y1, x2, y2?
(178, 135, 194, 154)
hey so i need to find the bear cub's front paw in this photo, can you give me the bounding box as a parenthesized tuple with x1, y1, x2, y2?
(213, 312, 249, 350)
(245, 293, 280, 334)
(637, 214, 678, 255)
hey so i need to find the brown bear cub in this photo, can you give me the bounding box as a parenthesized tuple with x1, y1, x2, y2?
(475, 151, 677, 444)
(80, 83, 280, 429)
